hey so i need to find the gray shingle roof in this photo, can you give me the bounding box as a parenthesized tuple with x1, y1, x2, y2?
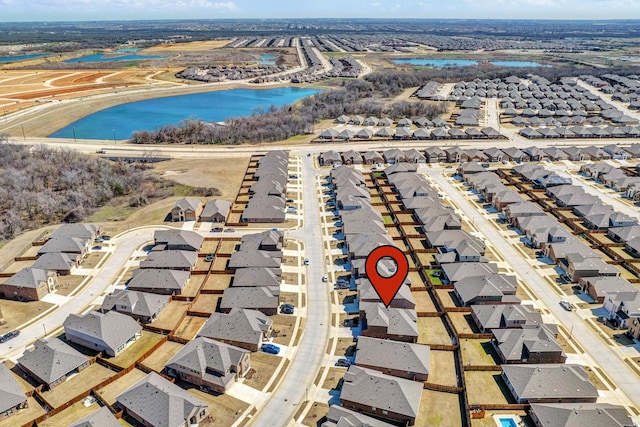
(64, 311, 142, 355)
(220, 286, 280, 312)
(360, 302, 418, 338)
(18, 338, 89, 385)
(529, 403, 634, 427)
(340, 366, 423, 418)
(4, 267, 53, 289)
(322, 405, 397, 427)
(493, 325, 563, 362)
(199, 308, 272, 348)
(153, 230, 204, 252)
(101, 290, 169, 319)
(139, 250, 197, 270)
(502, 364, 598, 402)
(172, 197, 202, 213)
(200, 199, 232, 220)
(49, 223, 100, 241)
(38, 236, 86, 255)
(0, 362, 27, 413)
(69, 406, 121, 427)
(232, 267, 281, 287)
(32, 252, 78, 272)
(228, 250, 282, 269)
(354, 336, 429, 376)
(127, 269, 190, 292)
(116, 372, 208, 427)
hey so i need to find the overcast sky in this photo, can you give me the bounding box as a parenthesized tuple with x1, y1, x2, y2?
(1, 0, 639, 21)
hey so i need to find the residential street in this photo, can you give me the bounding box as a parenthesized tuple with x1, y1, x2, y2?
(249, 154, 331, 426)
(427, 168, 640, 409)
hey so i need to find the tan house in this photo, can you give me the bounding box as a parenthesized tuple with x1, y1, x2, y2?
(627, 316, 640, 340)
(0, 268, 57, 302)
(171, 197, 203, 222)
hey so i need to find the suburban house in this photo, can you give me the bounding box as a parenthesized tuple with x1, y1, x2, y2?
(100, 289, 170, 323)
(153, 229, 204, 252)
(116, 372, 209, 427)
(126, 269, 190, 295)
(219, 286, 280, 315)
(565, 253, 620, 282)
(49, 223, 101, 242)
(228, 250, 282, 269)
(528, 403, 634, 427)
(358, 279, 415, 309)
(37, 236, 89, 257)
(579, 276, 637, 303)
(440, 262, 499, 284)
(603, 289, 640, 328)
(69, 406, 121, 427)
(453, 274, 520, 306)
(200, 199, 232, 223)
(18, 338, 90, 390)
(232, 267, 282, 288)
(240, 230, 283, 251)
(492, 325, 566, 364)
(63, 311, 143, 357)
(340, 366, 423, 426)
(171, 197, 204, 222)
(359, 302, 419, 343)
(0, 362, 28, 422)
(501, 364, 598, 404)
(165, 337, 250, 394)
(354, 336, 430, 381)
(32, 252, 79, 275)
(322, 405, 396, 427)
(242, 195, 286, 223)
(139, 250, 198, 271)
(0, 267, 58, 301)
(471, 304, 544, 332)
(198, 308, 273, 352)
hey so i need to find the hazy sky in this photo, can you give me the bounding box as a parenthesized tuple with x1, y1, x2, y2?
(1, 0, 639, 21)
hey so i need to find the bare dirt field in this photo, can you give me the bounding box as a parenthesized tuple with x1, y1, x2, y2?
(144, 40, 232, 52)
(152, 158, 250, 201)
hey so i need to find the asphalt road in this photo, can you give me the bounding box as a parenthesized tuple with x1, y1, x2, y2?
(428, 169, 640, 409)
(0, 227, 161, 361)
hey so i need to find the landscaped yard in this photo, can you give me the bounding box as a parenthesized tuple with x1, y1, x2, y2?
(425, 269, 443, 285)
(416, 389, 462, 427)
(55, 275, 88, 296)
(109, 332, 165, 369)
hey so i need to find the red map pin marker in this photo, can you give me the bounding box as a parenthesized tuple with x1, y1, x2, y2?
(365, 245, 409, 308)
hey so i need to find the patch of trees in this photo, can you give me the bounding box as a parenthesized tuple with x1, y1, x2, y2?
(0, 143, 152, 241)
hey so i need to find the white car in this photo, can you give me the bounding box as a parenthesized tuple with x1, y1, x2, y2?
(560, 300, 573, 311)
(322, 275, 328, 282)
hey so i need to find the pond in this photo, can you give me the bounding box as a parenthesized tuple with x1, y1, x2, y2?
(48, 86, 321, 140)
(0, 53, 49, 63)
(65, 52, 167, 63)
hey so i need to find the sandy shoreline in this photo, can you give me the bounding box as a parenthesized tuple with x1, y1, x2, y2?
(0, 79, 326, 138)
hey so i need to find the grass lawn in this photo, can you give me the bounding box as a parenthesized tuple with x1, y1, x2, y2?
(141, 340, 184, 372)
(150, 300, 189, 330)
(202, 274, 233, 292)
(96, 369, 147, 405)
(435, 288, 458, 308)
(333, 337, 357, 357)
(0, 299, 54, 332)
(41, 363, 114, 408)
(416, 389, 462, 427)
(460, 339, 499, 366)
(82, 252, 107, 269)
(425, 269, 443, 285)
(428, 350, 458, 387)
(301, 402, 330, 427)
(0, 396, 45, 427)
(109, 332, 165, 369)
(55, 275, 88, 296)
(321, 367, 346, 390)
(218, 240, 240, 255)
(417, 317, 453, 346)
(185, 386, 250, 426)
(449, 312, 480, 335)
(37, 401, 102, 427)
(465, 371, 512, 406)
(382, 214, 394, 225)
(271, 314, 296, 346)
(244, 352, 281, 391)
(173, 316, 207, 341)
(413, 291, 438, 313)
(190, 294, 221, 315)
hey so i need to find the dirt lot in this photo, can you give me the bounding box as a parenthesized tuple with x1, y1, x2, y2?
(95, 368, 147, 405)
(183, 275, 205, 297)
(190, 294, 221, 314)
(413, 291, 438, 313)
(416, 389, 462, 427)
(331, 337, 357, 357)
(141, 340, 184, 372)
(244, 352, 281, 391)
(0, 299, 54, 332)
(109, 332, 165, 369)
(153, 158, 250, 201)
(40, 363, 115, 407)
(202, 274, 233, 292)
(144, 40, 232, 52)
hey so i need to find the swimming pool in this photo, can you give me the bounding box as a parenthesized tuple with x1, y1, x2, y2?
(498, 417, 518, 427)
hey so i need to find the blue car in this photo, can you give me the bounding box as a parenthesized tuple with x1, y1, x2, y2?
(261, 343, 281, 354)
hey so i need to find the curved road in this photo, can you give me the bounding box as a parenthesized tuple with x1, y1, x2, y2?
(0, 227, 163, 361)
(249, 154, 331, 426)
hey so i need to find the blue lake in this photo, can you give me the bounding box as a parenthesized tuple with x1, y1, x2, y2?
(49, 87, 321, 140)
(65, 53, 167, 63)
(0, 53, 49, 63)
(258, 54, 277, 65)
(391, 58, 549, 67)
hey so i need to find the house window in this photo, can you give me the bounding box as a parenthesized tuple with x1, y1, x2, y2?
(382, 410, 388, 415)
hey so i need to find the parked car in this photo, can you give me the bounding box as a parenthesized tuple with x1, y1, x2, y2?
(281, 303, 294, 310)
(205, 255, 214, 262)
(100, 235, 111, 241)
(261, 343, 281, 354)
(92, 245, 102, 250)
(322, 275, 328, 282)
(304, 258, 309, 265)
(336, 358, 351, 367)
(95, 237, 104, 243)
(560, 300, 574, 311)
(0, 330, 20, 343)
(211, 227, 223, 232)
(224, 228, 235, 232)
(280, 304, 294, 314)
(287, 199, 294, 203)
(95, 149, 106, 154)
(289, 175, 298, 179)
(335, 221, 343, 227)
